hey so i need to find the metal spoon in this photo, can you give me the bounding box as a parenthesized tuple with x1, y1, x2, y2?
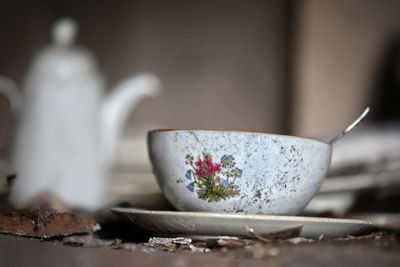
(329, 107, 370, 144)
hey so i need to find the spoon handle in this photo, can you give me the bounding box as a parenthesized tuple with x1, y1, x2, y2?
(329, 107, 370, 144)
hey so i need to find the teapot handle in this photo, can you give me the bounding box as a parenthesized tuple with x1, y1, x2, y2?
(0, 76, 22, 113)
(0, 76, 21, 174)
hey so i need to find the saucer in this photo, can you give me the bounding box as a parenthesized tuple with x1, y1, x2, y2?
(111, 208, 372, 239)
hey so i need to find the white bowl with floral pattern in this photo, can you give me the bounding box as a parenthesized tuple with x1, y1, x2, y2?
(147, 130, 332, 215)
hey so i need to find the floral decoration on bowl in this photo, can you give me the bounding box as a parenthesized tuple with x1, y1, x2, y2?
(184, 152, 242, 202)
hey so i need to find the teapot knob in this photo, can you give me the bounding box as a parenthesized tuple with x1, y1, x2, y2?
(51, 18, 78, 47)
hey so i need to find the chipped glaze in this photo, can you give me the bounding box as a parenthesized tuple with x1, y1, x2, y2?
(147, 130, 332, 215)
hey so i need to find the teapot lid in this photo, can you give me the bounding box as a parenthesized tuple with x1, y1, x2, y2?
(26, 18, 101, 82)
(51, 18, 78, 47)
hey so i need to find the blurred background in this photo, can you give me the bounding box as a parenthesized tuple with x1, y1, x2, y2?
(0, 0, 399, 217)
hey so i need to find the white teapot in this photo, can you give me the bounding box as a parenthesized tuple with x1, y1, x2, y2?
(0, 18, 161, 210)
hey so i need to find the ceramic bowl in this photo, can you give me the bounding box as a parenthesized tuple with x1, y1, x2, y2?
(147, 130, 332, 215)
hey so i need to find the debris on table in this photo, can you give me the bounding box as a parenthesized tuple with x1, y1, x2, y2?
(188, 244, 211, 253)
(142, 237, 193, 252)
(63, 234, 122, 248)
(246, 225, 303, 242)
(0, 208, 100, 238)
(148, 237, 192, 246)
(286, 237, 315, 245)
(245, 243, 281, 260)
(205, 237, 254, 250)
(141, 237, 213, 253)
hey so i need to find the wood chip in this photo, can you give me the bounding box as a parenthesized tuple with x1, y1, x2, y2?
(0, 208, 100, 238)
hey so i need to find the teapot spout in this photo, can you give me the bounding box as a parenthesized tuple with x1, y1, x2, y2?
(101, 73, 161, 166)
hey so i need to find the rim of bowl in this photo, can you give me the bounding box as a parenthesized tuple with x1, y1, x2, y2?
(148, 129, 331, 146)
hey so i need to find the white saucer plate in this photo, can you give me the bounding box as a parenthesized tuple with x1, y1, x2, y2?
(112, 208, 372, 239)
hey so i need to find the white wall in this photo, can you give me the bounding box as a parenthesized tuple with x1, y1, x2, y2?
(293, 0, 400, 137)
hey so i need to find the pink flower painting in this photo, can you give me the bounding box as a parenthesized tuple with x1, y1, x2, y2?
(184, 152, 242, 202)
